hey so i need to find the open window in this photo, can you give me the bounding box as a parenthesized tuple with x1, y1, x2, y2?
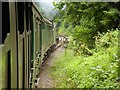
(2, 2, 10, 44)
(17, 2, 24, 34)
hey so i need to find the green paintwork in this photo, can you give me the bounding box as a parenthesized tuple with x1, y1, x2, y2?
(2, 2, 57, 89)
(0, 47, 2, 89)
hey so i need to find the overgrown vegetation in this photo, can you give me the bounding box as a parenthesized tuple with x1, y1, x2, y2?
(49, 1, 120, 88)
(50, 29, 119, 88)
(53, 2, 120, 49)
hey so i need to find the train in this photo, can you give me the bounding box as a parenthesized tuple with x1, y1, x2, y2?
(1, 1, 58, 89)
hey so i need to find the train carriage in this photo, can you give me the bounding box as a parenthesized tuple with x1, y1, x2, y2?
(1, 1, 57, 89)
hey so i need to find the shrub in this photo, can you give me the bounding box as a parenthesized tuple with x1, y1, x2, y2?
(50, 29, 119, 88)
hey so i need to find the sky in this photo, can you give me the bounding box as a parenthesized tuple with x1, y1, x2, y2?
(34, 0, 58, 20)
(34, 0, 55, 8)
(34, 0, 55, 3)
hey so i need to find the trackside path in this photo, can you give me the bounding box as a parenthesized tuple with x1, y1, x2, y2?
(37, 45, 64, 88)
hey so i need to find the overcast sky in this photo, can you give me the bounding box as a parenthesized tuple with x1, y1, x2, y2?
(34, 0, 55, 8)
(34, 0, 58, 20)
(34, 0, 55, 3)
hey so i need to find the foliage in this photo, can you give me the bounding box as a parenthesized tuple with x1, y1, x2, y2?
(53, 2, 120, 49)
(49, 29, 119, 88)
(95, 28, 118, 52)
(52, 1, 120, 88)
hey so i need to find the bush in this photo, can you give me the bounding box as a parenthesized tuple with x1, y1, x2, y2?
(50, 29, 119, 88)
(95, 28, 118, 52)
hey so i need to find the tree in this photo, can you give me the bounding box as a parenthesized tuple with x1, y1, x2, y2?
(53, 1, 120, 48)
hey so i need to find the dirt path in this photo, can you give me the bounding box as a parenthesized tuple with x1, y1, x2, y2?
(37, 45, 64, 88)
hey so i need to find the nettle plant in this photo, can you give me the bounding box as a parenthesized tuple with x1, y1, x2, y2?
(95, 28, 118, 52)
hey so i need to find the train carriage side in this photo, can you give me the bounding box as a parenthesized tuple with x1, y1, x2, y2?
(1, 2, 32, 89)
(17, 2, 33, 88)
(1, 1, 57, 89)
(50, 21, 56, 51)
(42, 18, 53, 59)
(30, 3, 44, 88)
(2, 2, 18, 88)
(30, 3, 56, 88)
(31, 4, 57, 88)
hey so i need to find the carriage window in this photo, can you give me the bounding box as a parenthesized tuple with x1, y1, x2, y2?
(17, 2, 24, 34)
(2, 2, 10, 44)
(0, 2, 1, 44)
(41, 22, 45, 30)
(45, 24, 49, 30)
(7, 50, 11, 88)
(30, 8, 33, 32)
(26, 3, 29, 32)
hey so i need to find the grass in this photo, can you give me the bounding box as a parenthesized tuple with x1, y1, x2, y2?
(50, 47, 119, 88)
(49, 49, 80, 88)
